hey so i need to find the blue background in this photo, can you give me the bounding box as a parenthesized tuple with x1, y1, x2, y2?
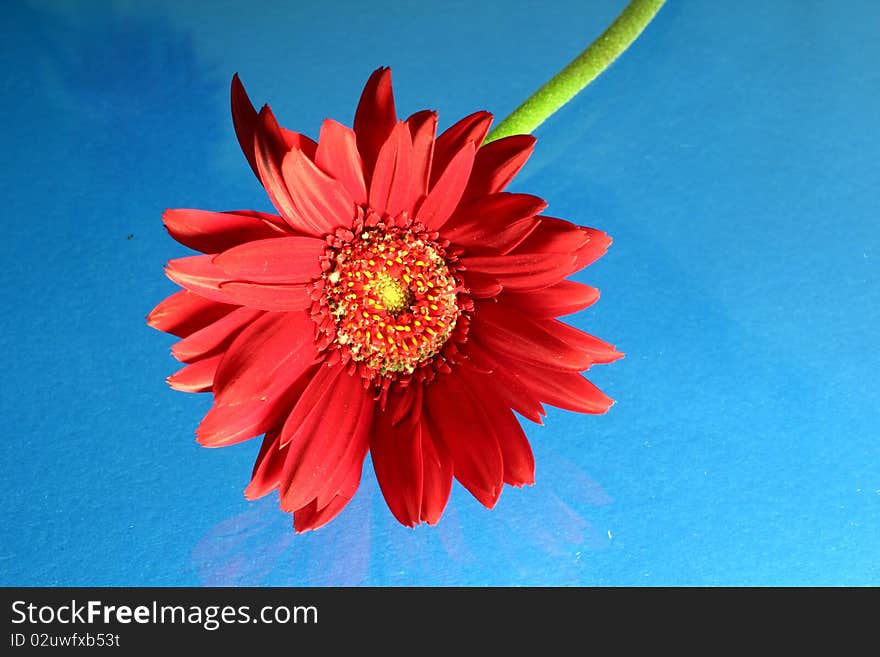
(1, 0, 877, 586)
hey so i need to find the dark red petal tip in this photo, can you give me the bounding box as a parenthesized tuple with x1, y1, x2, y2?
(354, 67, 397, 181)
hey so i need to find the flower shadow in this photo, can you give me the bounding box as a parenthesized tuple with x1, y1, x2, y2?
(191, 442, 613, 586)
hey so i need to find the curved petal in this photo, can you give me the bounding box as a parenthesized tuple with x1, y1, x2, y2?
(232, 74, 317, 180)
(457, 365, 535, 487)
(442, 192, 544, 253)
(369, 121, 417, 219)
(502, 280, 600, 318)
(424, 370, 503, 508)
(280, 128, 318, 160)
(353, 67, 396, 181)
(573, 227, 613, 269)
(499, 357, 615, 414)
(464, 134, 536, 201)
(471, 300, 593, 371)
(406, 110, 438, 198)
(281, 146, 357, 235)
(418, 421, 453, 525)
(292, 452, 363, 534)
(371, 405, 454, 528)
(417, 141, 475, 231)
(231, 73, 264, 180)
(164, 255, 240, 305)
(163, 208, 289, 254)
(172, 306, 263, 363)
(511, 217, 613, 277)
(196, 366, 313, 448)
(371, 388, 424, 527)
(212, 236, 324, 284)
(538, 319, 623, 365)
(254, 107, 325, 236)
(315, 119, 367, 205)
(430, 111, 492, 188)
(278, 366, 373, 512)
(147, 290, 238, 338)
(167, 354, 223, 393)
(315, 397, 372, 508)
(459, 252, 577, 292)
(218, 281, 313, 312)
(245, 428, 285, 500)
(197, 312, 321, 446)
(458, 352, 545, 424)
(460, 271, 503, 299)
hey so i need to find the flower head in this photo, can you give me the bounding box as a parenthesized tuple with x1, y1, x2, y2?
(148, 68, 622, 532)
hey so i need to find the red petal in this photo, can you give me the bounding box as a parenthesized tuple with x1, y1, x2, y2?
(443, 192, 544, 253)
(254, 107, 324, 236)
(196, 365, 313, 447)
(459, 252, 576, 291)
(353, 67, 396, 182)
(369, 121, 417, 219)
(232, 75, 317, 179)
(212, 236, 324, 284)
(574, 227, 613, 269)
(317, 416, 373, 509)
(293, 480, 359, 533)
(458, 354, 545, 423)
(282, 146, 356, 234)
(430, 111, 492, 188)
(457, 366, 534, 486)
(218, 281, 312, 312)
(371, 411, 453, 527)
(172, 306, 263, 363)
(407, 110, 438, 198)
(277, 364, 339, 448)
(279, 129, 318, 160)
(501, 358, 615, 414)
(460, 271, 503, 298)
(513, 216, 590, 256)
(389, 380, 421, 426)
(314, 398, 372, 508)
(245, 428, 284, 500)
(163, 209, 289, 254)
(502, 280, 600, 318)
(231, 73, 261, 180)
(372, 389, 425, 527)
(463, 370, 535, 486)
(418, 421, 453, 525)
(539, 319, 623, 364)
(198, 312, 320, 446)
(464, 134, 536, 200)
(424, 371, 503, 508)
(472, 300, 592, 371)
(147, 290, 238, 338)
(165, 255, 239, 305)
(167, 354, 223, 393)
(417, 141, 475, 231)
(315, 119, 367, 205)
(278, 367, 373, 512)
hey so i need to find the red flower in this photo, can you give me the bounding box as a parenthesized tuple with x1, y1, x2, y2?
(148, 68, 623, 532)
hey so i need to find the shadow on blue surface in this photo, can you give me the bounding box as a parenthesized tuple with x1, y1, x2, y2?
(192, 448, 612, 586)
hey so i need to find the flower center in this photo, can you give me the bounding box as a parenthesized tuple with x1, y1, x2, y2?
(323, 228, 460, 376)
(371, 272, 414, 315)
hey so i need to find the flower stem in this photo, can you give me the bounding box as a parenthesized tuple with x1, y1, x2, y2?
(485, 0, 665, 143)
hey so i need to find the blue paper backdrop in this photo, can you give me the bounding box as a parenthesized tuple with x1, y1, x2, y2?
(1, 0, 877, 586)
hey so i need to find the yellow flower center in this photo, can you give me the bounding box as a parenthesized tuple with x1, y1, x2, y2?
(323, 228, 460, 376)
(371, 273, 415, 315)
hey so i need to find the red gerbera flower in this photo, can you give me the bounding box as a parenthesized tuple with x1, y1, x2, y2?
(148, 68, 623, 532)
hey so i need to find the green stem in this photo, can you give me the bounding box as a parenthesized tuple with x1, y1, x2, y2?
(485, 0, 665, 143)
